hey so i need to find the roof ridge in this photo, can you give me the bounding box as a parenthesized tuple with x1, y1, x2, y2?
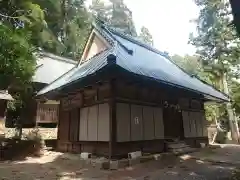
(38, 51, 78, 65)
(97, 24, 133, 55)
(104, 25, 170, 58)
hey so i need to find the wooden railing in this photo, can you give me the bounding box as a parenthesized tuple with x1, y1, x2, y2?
(36, 103, 59, 123)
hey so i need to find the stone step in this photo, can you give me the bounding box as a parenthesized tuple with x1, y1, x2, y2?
(167, 143, 189, 149)
(170, 147, 197, 155)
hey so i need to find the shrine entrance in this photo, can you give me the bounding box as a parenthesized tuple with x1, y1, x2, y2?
(163, 105, 184, 140)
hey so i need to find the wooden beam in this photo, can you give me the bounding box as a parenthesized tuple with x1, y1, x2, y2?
(108, 79, 116, 159)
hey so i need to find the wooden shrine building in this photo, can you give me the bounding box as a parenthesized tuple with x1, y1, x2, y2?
(37, 22, 229, 158)
(5, 52, 77, 128)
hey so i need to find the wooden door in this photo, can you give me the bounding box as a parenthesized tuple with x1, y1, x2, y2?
(163, 107, 184, 139)
(69, 108, 80, 142)
(58, 110, 70, 141)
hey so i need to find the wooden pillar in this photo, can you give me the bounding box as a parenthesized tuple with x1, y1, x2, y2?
(57, 100, 62, 140)
(109, 80, 116, 159)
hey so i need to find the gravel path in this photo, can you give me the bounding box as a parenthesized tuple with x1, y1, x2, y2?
(0, 145, 239, 180)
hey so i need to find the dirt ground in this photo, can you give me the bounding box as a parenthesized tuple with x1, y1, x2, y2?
(0, 144, 239, 180)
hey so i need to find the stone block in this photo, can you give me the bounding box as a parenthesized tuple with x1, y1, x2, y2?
(153, 154, 161, 161)
(110, 160, 119, 170)
(93, 158, 109, 169)
(80, 152, 92, 159)
(128, 151, 142, 159)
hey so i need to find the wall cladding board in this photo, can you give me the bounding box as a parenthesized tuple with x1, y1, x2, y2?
(182, 111, 207, 138)
(116, 103, 164, 142)
(130, 105, 143, 141)
(79, 107, 88, 141)
(69, 108, 79, 141)
(197, 112, 204, 137)
(116, 103, 131, 142)
(190, 112, 197, 137)
(87, 105, 98, 141)
(79, 103, 110, 142)
(142, 106, 155, 140)
(98, 103, 110, 141)
(182, 111, 190, 137)
(153, 107, 164, 139)
(59, 110, 70, 141)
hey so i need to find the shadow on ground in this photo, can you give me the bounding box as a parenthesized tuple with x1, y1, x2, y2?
(0, 145, 239, 180)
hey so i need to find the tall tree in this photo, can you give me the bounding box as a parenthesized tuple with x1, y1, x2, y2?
(0, 0, 46, 89)
(0, 0, 46, 137)
(171, 54, 200, 75)
(31, 0, 91, 59)
(109, 0, 137, 36)
(90, 0, 110, 22)
(190, 0, 240, 142)
(138, 26, 154, 46)
(90, 0, 137, 36)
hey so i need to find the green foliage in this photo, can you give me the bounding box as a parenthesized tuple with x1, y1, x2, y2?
(190, 0, 240, 78)
(230, 80, 240, 117)
(171, 54, 221, 121)
(31, 0, 91, 59)
(171, 54, 201, 75)
(0, 25, 36, 90)
(189, 0, 240, 125)
(138, 26, 154, 46)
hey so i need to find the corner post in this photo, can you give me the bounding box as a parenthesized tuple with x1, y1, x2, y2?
(109, 79, 116, 159)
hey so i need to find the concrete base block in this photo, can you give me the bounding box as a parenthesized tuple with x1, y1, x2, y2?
(153, 154, 161, 161)
(92, 158, 108, 169)
(129, 157, 140, 166)
(200, 143, 206, 148)
(128, 151, 142, 159)
(80, 152, 92, 159)
(110, 160, 119, 170)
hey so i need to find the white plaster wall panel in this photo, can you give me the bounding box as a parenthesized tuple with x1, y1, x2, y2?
(189, 112, 196, 137)
(130, 105, 143, 141)
(87, 105, 98, 141)
(85, 35, 107, 61)
(182, 111, 190, 137)
(116, 103, 130, 142)
(194, 112, 199, 137)
(142, 106, 155, 140)
(153, 107, 164, 139)
(79, 107, 88, 141)
(98, 103, 110, 141)
(196, 112, 203, 137)
(193, 112, 199, 137)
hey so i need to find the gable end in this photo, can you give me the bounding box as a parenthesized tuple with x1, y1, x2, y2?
(80, 29, 111, 65)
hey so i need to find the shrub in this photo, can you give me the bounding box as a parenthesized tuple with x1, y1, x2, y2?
(23, 128, 45, 156)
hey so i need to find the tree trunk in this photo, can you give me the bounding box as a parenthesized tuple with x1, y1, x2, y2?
(222, 73, 239, 143)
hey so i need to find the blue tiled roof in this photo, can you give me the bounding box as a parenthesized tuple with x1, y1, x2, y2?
(33, 52, 77, 84)
(37, 23, 229, 102)
(37, 48, 115, 96)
